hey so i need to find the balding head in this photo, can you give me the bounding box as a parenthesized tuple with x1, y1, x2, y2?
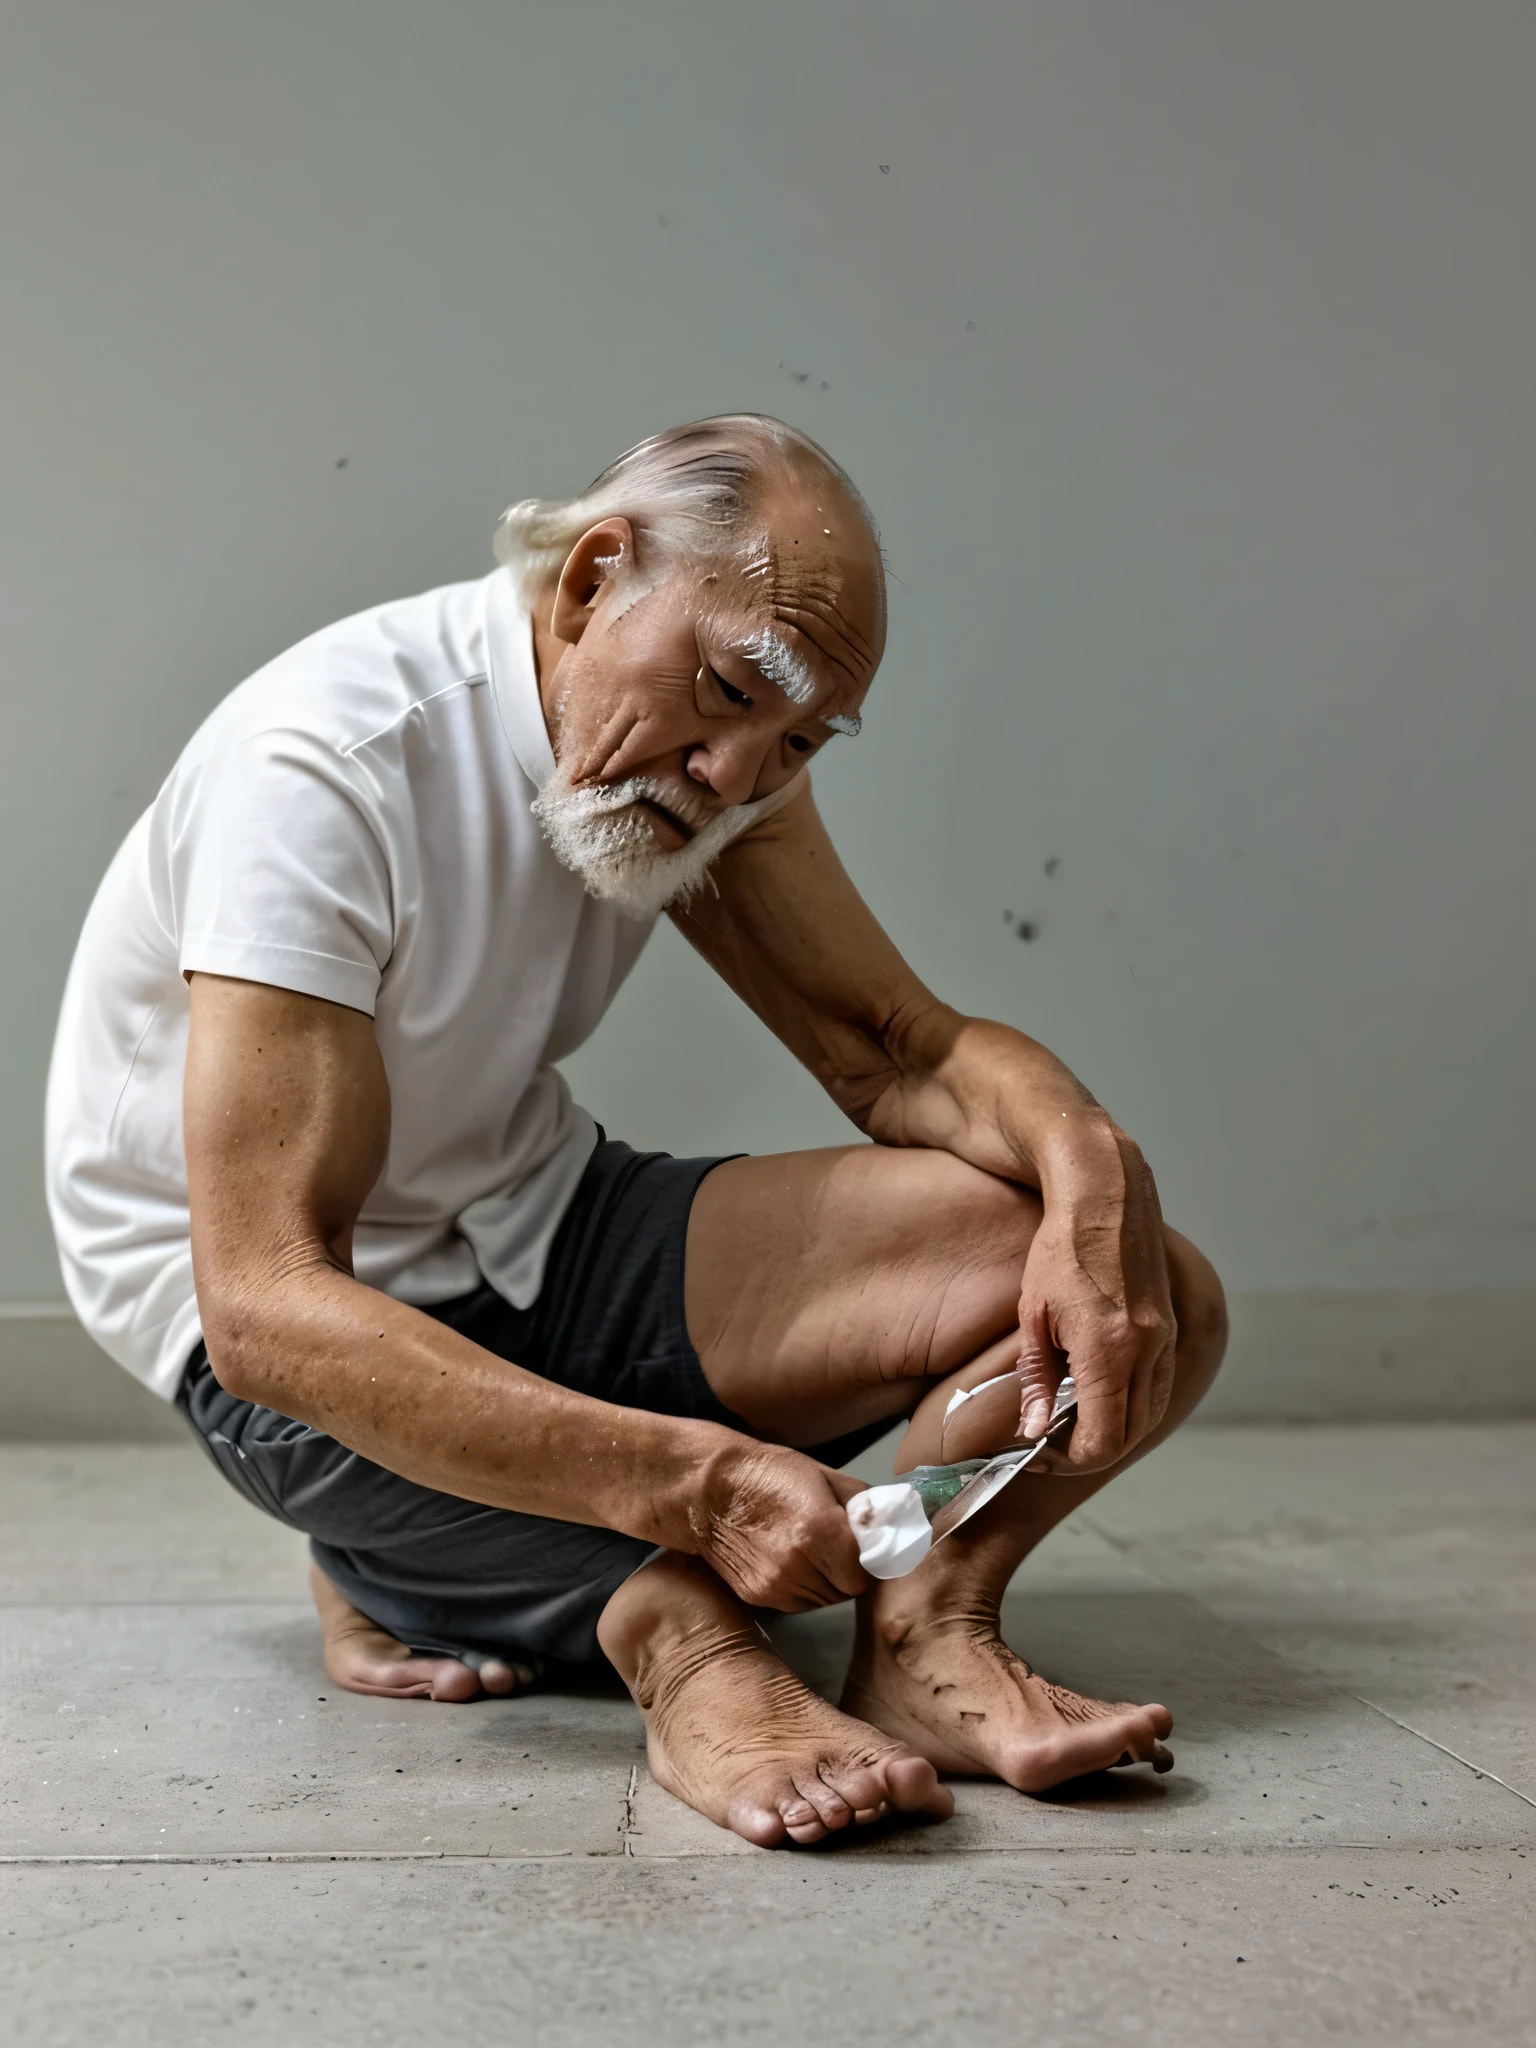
(497, 413, 885, 660)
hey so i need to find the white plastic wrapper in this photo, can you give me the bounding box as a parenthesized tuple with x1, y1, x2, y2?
(847, 1374, 1078, 1580)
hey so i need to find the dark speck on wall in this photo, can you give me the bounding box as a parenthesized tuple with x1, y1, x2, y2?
(1016, 921, 1038, 942)
(1003, 909, 1013, 924)
(335, 457, 349, 469)
(966, 320, 977, 332)
(779, 363, 812, 386)
(1044, 855, 1060, 877)
(879, 164, 890, 174)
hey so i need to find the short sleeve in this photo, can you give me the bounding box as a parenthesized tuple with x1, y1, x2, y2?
(171, 728, 394, 1016)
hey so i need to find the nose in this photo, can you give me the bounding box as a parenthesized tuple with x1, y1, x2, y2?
(685, 732, 776, 808)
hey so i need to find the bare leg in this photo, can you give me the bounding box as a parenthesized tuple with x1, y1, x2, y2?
(685, 1145, 1228, 1793)
(308, 1563, 538, 1703)
(596, 1550, 952, 1846)
(840, 1246, 1227, 1787)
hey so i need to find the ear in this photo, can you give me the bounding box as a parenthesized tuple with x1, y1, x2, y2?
(551, 518, 636, 644)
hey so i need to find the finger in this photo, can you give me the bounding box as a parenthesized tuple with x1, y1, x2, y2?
(1122, 1342, 1156, 1455)
(814, 1471, 874, 1596)
(1146, 1324, 1178, 1436)
(1016, 1302, 1066, 1441)
(1068, 1377, 1129, 1471)
(779, 1550, 861, 1611)
(1016, 1407, 1078, 1477)
(754, 1575, 829, 1615)
(821, 1530, 870, 1600)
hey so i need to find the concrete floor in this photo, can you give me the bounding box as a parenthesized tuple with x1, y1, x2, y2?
(3, 1424, 1533, 2044)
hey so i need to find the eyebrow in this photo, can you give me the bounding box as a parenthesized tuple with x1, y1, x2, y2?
(730, 629, 862, 738)
(739, 627, 821, 707)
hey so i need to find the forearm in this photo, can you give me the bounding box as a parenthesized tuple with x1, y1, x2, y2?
(202, 1262, 735, 1553)
(874, 1002, 1130, 1201)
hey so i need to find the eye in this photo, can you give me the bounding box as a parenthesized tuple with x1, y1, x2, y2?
(696, 661, 753, 711)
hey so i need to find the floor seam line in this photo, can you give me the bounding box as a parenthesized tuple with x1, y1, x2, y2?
(1353, 1696, 1536, 1812)
(3, 1842, 1524, 1866)
(0, 1851, 615, 1867)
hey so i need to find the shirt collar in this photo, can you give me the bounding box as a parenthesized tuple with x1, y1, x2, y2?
(484, 567, 557, 789)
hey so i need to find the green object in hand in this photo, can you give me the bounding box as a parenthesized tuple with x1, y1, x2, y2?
(905, 1460, 991, 1519)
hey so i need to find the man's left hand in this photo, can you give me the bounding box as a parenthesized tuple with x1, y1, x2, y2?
(1014, 1124, 1178, 1473)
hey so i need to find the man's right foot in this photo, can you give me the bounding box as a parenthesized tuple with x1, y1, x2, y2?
(599, 1555, 954, 1848)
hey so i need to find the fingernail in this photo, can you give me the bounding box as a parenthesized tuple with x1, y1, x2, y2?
(1024, 1400, 1052, 1440)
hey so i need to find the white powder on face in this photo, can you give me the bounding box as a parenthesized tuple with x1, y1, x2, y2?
(530, 768, 753, 920)
(739, 627, 817, 707)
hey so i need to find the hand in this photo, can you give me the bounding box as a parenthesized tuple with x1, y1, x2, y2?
(1015, 1125, 1178, 1473)
(688, 1438, 871, 1611)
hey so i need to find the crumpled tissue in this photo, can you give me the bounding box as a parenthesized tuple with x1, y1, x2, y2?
(846, 1483, 935, 1578)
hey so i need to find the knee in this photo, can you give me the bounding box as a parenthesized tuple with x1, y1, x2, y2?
(1164, 1228, 1228, 1412)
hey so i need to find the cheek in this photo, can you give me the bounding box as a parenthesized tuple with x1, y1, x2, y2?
(601, 660, 703, 757)
(562, 683, 691, 779)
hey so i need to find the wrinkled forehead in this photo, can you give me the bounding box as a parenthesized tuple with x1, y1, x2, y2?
(699, 512, 883, 724)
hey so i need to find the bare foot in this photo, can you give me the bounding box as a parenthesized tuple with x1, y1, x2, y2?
(842, 1599, 1174, 1794)
(599, 1553, 954, 1848)
(309, 1564, 539, 1703)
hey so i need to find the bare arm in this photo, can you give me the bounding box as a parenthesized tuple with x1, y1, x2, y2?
(184, 972, 867, 1609)
(671, 791, 1177, 1471)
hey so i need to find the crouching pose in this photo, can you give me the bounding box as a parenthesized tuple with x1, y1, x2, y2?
(47, 415, 1226, 1848)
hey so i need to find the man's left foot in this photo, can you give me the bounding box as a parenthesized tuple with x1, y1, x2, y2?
(841, 1598, 1173, 1794)
(309, 1564, 539, 1702)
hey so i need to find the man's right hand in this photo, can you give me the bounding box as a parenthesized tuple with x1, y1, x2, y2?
(686, 1437, 870, 1611)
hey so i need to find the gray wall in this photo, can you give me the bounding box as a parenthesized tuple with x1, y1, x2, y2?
(4, 3, 1533, 1413)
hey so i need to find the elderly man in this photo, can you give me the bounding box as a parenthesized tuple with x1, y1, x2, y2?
(47, 415, 1226, 1848)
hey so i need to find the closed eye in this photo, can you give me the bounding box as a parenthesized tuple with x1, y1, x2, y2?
(713, 669, 752, 707)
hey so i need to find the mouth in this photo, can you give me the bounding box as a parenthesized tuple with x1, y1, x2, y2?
(636, 796, 698, 848)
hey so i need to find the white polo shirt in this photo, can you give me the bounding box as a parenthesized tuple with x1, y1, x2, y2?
(45, 568, 798, 1400)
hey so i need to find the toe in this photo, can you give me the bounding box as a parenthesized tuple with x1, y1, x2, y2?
(476, 1658, 518, 1696)
(885, 1752, 954, 1819)
(820, 1761, 889, 1823)
(727, 1800, 790, 1849)
(1104, 1707, 1174, 1772)
(778, 1795, 828, 1845)
(796, 1773, 855, 1833)
(1129, 1704, 1173, 1759)
(427, 1660, 483, 1703)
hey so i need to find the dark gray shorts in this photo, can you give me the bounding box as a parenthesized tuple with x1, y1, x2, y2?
(179, 1137, 889, 1669)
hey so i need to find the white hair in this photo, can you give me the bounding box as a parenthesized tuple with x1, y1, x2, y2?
(492, 413, 880, 609)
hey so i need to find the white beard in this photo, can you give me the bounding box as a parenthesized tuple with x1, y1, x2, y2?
(530, 771, 751, 920)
